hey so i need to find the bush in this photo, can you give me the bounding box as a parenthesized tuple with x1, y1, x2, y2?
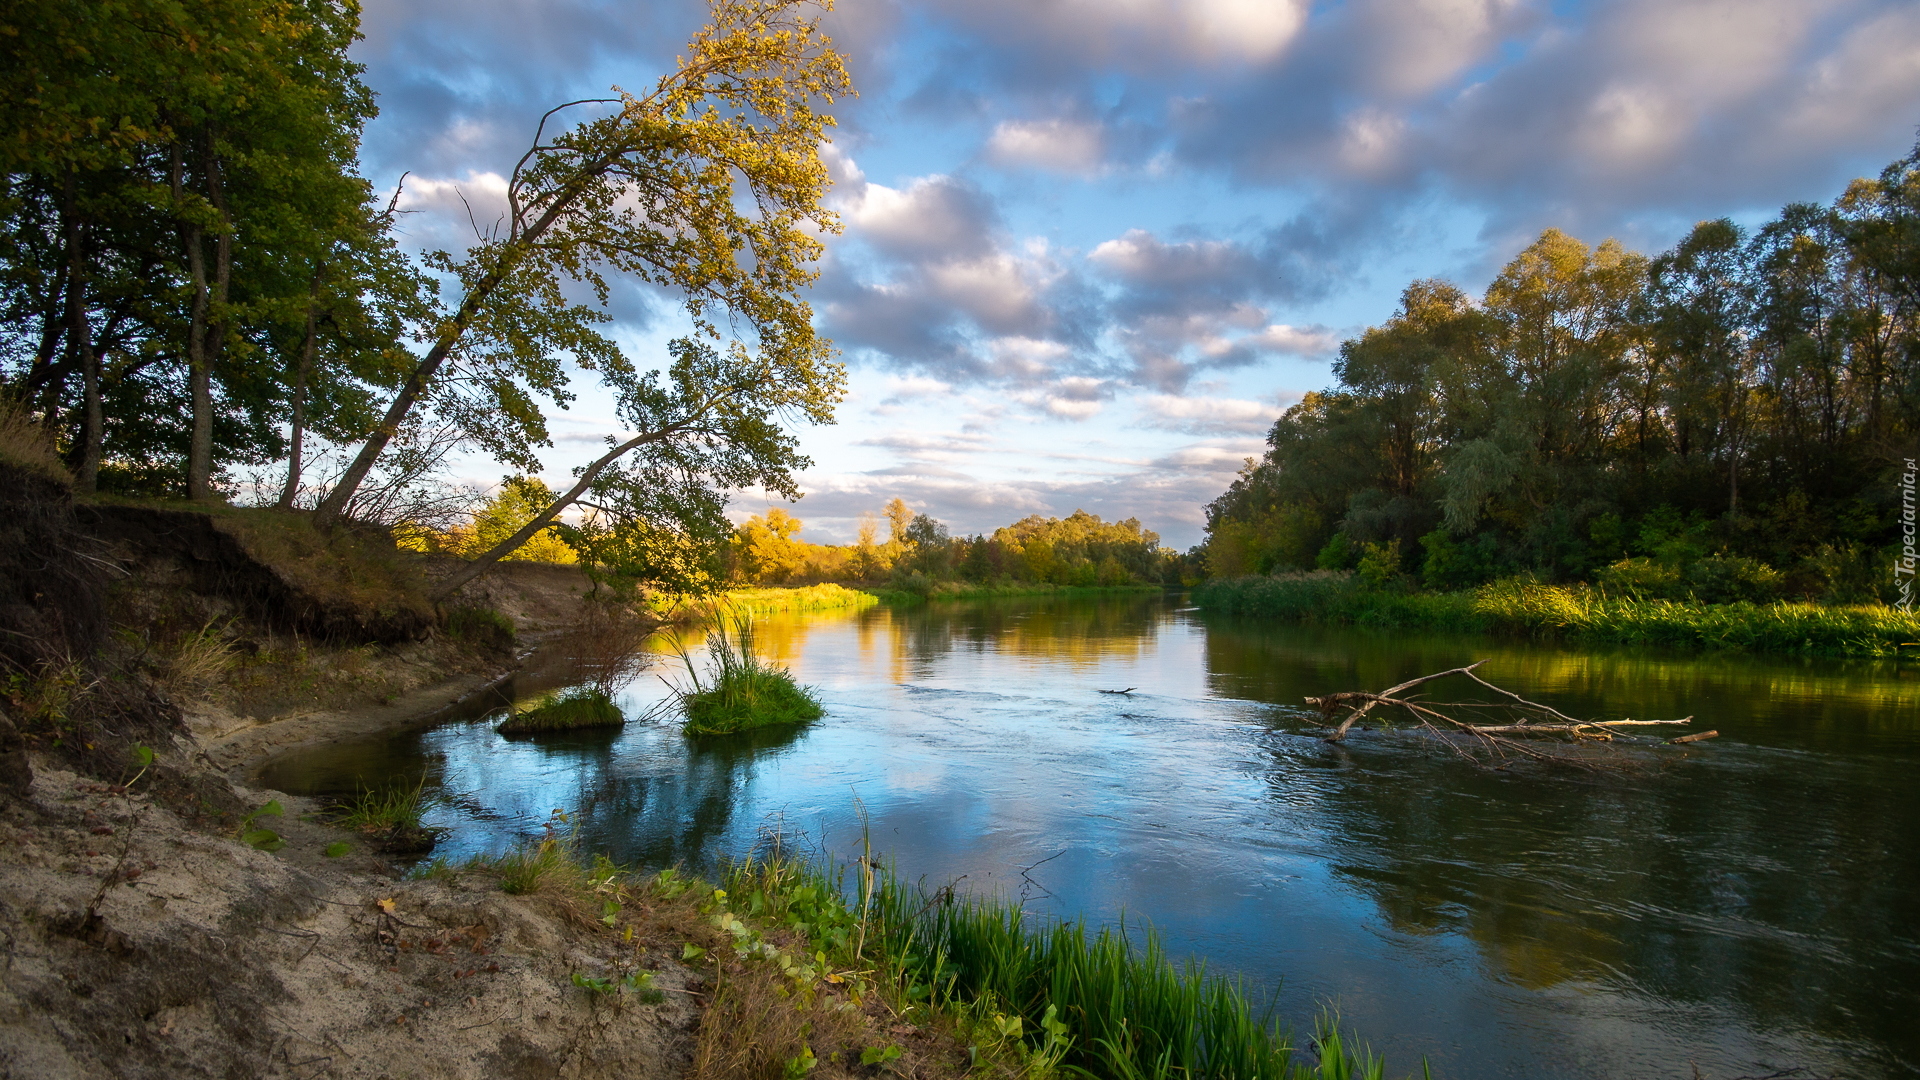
(1595, 557, 1684, 599)
(1684, 555, 1785, 604)
(497, 687, 625, 734)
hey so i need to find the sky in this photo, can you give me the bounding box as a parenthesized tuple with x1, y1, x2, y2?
(352, 0, 1920, 549)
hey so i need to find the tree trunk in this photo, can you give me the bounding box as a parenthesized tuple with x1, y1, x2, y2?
(61, 177, 103, 492)
(187, 135, 232, 502)
(429, 430, 656, 602)
(278, 267, 323, 509)
(313, 152, 612, 528)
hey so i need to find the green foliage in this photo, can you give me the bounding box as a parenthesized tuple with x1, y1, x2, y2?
(1201, 147, 1920, 607)
(1315, 533, 1355, 571)
(1419, 529, 1501, 589)
(324, 841, 352, 858)
(240, 800, 285, 852)
(455, 477, 578, 563)
(0, 0, 420, 496)
(1194, 573, 1920, 656)
(1355, 540, 1403, 587)
(674, 618, 824, 736)
(497, 687, 625, 735)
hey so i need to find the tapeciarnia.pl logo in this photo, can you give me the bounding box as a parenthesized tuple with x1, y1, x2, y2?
(1899, 457, 1917, 612)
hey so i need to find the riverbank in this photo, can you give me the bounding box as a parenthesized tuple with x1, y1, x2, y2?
(1194, 571, 1920, 657)
(0, 494, 1388, 1077)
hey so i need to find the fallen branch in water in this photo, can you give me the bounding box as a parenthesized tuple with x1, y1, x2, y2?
(1306, 661, 1697, 766)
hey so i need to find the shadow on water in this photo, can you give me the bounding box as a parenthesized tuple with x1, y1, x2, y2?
(261, 594, 1920, 1080)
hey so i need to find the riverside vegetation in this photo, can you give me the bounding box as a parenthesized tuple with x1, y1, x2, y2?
(442, 819, 1403, 1080)
(1196, 571, 1920, 657)
(1197, 142, 1920, 651)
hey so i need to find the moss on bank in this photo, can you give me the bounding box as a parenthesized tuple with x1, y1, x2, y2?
(1194, 571, 1920, 657)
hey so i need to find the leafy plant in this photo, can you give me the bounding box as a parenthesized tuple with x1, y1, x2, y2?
(240, 800, 286, 852)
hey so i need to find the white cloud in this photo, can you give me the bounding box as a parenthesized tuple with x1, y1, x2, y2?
(1138, 394, 1278, 435)
(986, 117, 1108, 173)
(1243, 323, 1339, 356)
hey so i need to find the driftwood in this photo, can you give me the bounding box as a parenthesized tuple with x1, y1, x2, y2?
(1306, 661, 1697, 766)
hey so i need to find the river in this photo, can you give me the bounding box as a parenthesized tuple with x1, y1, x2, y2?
(261, 592, 1920, 1079)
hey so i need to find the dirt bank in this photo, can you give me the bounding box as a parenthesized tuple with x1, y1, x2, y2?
(0, 458, 730, 1079)
(0, 555, 737, 1080)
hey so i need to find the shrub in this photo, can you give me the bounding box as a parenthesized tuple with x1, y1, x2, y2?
(1595, 557, 1683, 599)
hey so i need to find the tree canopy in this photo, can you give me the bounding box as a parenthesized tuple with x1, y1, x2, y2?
(1203, 146, 1920, 604)
(2, 0, 856, 603)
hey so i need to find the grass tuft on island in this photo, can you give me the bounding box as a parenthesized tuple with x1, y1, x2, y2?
(1194, 570, 1920, 657)
(497, 687, 626, 735)
(674, 618, 825, 737)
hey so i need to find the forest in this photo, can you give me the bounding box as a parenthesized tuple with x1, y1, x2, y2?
(1202, 149, 1920, 606)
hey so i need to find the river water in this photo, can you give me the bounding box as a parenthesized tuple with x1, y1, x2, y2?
(262, 592, 1920, 1079)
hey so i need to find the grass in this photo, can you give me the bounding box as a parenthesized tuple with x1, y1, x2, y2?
(1193, 571, 1920, 658)
(326, 777, 442, 854)
(446, 605, 517, 651)
(673, 617, 825, 736)
(447, 821, 1404, 1080)
(497, 686, 626, 735)
(82, 497, 439, 636)
(861, 872, 1386, 1080)
(159, 619, 240, 694)
(721, 583, 881, 617)
(0, 400, 70, 484)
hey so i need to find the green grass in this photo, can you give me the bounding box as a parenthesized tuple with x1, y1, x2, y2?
(674, 618, 824, 736)
(497, 687, 625, 734)
(326, 777, 443, 854)
(1193, 571, 1920, 657)
(721, 851, 1397, 1080)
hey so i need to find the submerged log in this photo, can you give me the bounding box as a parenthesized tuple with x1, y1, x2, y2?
(1308, 661, 1699, 766)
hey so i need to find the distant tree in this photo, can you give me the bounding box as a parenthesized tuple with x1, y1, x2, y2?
(733, 507, 808, 584)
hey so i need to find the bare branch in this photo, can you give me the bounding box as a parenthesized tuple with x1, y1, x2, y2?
(1306, 665, 1703, 768)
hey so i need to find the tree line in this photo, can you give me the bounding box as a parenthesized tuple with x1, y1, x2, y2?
(1204, 142, 1920, 604)
(1, 0, 851, 601)
(728, 500, 1177, 590)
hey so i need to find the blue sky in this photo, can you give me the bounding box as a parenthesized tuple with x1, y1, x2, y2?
(353, 0, 1920, 549)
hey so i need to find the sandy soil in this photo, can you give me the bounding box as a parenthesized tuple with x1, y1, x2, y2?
(0, 562, 704, 1080)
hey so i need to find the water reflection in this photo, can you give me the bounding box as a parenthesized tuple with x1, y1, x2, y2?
(264, 595, 1920, 1080)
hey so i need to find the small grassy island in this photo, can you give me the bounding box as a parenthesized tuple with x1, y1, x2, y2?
(674, 619, 826, 736)
(497, 687, 626, 735)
